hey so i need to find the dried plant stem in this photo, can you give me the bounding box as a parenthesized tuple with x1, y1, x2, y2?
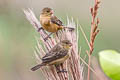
(87, 0, 100, 80)
(87, 52, 91, 80)
(79, 25, 91, 49)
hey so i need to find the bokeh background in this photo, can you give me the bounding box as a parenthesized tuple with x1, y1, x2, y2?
(0, 0, 120, 80)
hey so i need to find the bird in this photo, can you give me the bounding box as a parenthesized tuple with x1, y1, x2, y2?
(38, 7, 74, 41)
(31, 40, 72, 72)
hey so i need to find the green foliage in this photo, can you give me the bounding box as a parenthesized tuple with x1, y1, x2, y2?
(99, 50, 120, 80)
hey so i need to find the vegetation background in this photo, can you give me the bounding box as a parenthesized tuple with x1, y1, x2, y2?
(0, 0, 119, 80)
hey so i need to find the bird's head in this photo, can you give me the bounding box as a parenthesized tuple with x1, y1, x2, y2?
(41, 7, 53, 16)
(61, 40, 72, 50)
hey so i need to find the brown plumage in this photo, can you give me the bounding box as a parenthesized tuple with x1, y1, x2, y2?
(38, 7, 74, 40)
(31, 40, 72, 71)
(40, 7, 63, 33)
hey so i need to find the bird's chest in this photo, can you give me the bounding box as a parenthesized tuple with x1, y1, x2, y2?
(40, 17, 59, 32)
(49, 54, 69, 65)
(40, 17, 50, 26)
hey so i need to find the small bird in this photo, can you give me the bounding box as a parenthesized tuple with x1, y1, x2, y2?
(38, 7, 74, 40)
(31, 40, 72, 72)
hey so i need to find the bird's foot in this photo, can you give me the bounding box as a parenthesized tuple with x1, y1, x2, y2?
(43, 33, 53, 41)
(44, 36, 51, 41)
(57, 69, 67, 73)
(38, 27, 43, 32)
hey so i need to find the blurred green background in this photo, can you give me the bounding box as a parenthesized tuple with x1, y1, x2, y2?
(0, 0, 120, 80)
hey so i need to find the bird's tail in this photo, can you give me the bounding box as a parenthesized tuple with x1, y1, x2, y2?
(31, 63, 45, 71)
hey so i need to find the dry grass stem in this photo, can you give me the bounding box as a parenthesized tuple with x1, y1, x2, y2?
(87, 0, 100, 80)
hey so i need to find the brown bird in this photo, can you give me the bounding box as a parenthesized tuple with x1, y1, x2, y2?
(38, 7, 74, 41)
(31, 40, 72, 72)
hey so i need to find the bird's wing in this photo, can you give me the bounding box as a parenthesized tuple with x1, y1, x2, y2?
(42, 48, 68, 63)
(50, 16, 63, 26)
(42, 44, 60, 61)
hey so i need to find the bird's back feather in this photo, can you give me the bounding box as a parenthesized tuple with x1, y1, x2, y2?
(42, 44, 69, 65)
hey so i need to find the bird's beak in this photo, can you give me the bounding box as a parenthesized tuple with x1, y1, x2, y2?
(69, 43, 72, 46)
(50, 10, 54, 14)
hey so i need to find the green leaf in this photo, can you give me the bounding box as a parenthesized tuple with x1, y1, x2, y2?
(99, 50, 120, 80)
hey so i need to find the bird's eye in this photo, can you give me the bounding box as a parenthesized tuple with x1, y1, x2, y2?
(46, 10, 50, 12)
(65, 42, 69, 44)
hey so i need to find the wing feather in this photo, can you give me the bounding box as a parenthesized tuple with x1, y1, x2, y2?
(50, 16, 63, 26)
(42, 48, 68, 63)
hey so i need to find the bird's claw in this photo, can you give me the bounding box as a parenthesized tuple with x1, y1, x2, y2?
(44, 36, 51, 41)
(38, 27, 43, 32)
(57, 69, 67, 73)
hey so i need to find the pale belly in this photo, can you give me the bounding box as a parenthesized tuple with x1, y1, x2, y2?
(48, 54, 69, 65)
